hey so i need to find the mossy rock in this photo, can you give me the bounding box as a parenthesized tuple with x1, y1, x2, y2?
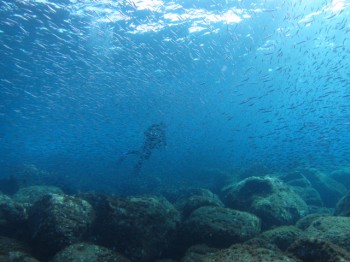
(180, 206, 261, 248)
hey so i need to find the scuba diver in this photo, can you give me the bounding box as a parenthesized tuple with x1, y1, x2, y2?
(118, 123, 166, 175)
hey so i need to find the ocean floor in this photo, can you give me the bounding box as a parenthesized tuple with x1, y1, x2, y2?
(1, 165, 350, 261)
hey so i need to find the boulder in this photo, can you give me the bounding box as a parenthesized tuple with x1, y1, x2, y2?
(295, 213, 331, 230)
(224, 176, 308, 228)
(28, 194, 95, 258)
(51, 242, 130, 262)
(182, 243, 301, 262)
(298, 168, 347, 207)
(288, 238, 350, 261)
(0, 251, 40, 262)
(224, 176, 275, 209)
(180, 245, 219, 262)
(0, 236, 31, 254)
(303, 216, 350, 252)
(180, 206, 260, 248)
(173, 188, 224, 218)
(290, 186, 323, 207)
(13, 185, 64, 207)
(330, 167, 350, 189)
(0, 236, 39, 262)
(0, 193, 27, 236)
(280, 170, 322, 206)
(257, 226, 302, 251)
(155, 260, 178, 262)
(334, 194, 350, 216)
(93, 195, 180, 262)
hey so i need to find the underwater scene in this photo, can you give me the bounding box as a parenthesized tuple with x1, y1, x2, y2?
(1, 0, 350, 261)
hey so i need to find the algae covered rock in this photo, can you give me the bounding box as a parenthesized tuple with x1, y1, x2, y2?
(180, 245, 219, 262)
(180, 206, 261, 248)
(224, 176, 275, 209)
(51, 242, 130, 262)
(28, 193, 95, 257)
(295, 213, 331, 230)
(0, 251, 40, 262)
(155, 260, 178, 262)
(290, 186, 323, 207)
(334, 194, 350, 216)
(13, 185, 64, 207)
(0, 193, 27, 236)
(94, 195, 180, 262)
(224, 176, 308, 228)
(281, 170, 323, 207)
(258, 226, 302, 251)
(252, 190, 308, 228)
(303, 216, 350, 252)
(0, 236, 39, 262)
(182, 243, 301, 262)
(288, 238, 350, 262)
(174, 188, 224, 218)
(330, 167, 350, 189)
(297, 168, 347, 207)
(0, 236, 31, 254)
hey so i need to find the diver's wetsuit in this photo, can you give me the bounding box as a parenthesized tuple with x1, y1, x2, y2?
(119, 123, 166, 175)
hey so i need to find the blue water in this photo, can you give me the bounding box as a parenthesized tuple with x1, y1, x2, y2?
(1, 0, 350, 194)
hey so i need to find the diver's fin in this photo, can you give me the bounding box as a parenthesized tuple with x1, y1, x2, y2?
(117, 150, 140, 163)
